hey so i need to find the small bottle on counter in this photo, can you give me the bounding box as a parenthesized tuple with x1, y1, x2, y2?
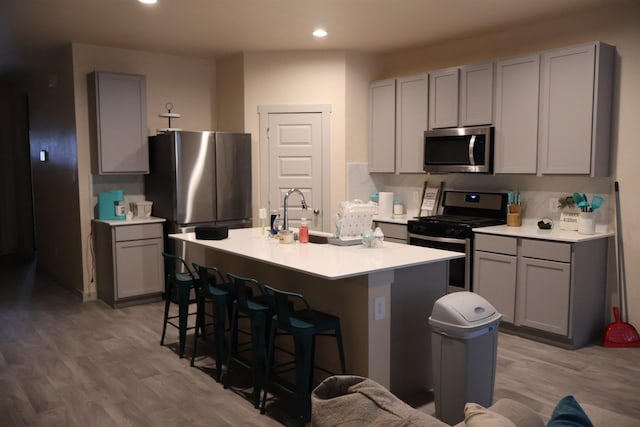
(299, 218, 309, 243)
(393, 199, 403, 215)
(373, 226, 384, 248)
(270, 210, 280, 236)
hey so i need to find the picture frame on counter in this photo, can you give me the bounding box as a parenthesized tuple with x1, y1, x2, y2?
(420, 181, 443, 216)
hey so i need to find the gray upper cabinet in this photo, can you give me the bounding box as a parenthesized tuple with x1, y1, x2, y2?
(459, 62, 494, 127)
(429, 63, 494, 130)
(428, 68, 459, 129)
(538, 42, 614, 177)
(89, 71, 149, 175)
(368, 78, 396, 173)
(494, 54, 540, 174)
(369, 74, 428, 174)
(395, 74, 428, 173)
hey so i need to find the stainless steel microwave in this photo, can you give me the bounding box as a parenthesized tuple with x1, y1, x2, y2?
(423, 126, 494, 173)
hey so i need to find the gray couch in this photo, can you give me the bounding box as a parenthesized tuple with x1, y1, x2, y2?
(311, 375, 638, 427)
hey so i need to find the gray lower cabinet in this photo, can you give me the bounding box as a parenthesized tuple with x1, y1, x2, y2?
(94, 220, 164, 307)
(373, 221, 407, 244)
(516, 239, 571, 335)
(473, 233, 608, 348)
(473, 235, 517, 323)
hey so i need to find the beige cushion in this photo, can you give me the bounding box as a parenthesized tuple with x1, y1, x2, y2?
(464, 403, 517, 427)
(488, 399, 546, 427)
(311, 375, 449, 427)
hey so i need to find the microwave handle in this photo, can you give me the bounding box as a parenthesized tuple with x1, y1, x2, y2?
(468, 135, 476, 166)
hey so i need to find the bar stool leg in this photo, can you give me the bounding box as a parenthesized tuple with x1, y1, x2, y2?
(335, 324, 347, 374)
(294, 333, 314, 425)
(160, 286, 172, 346)
(250, 311, 267, 408)
(177, 287, 190, 358)
(213, 298, 228, 381)
(224, 304, 239, 390)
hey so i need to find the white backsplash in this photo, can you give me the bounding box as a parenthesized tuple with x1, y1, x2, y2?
(91, 174, 147, 218)
(347, 163, 613, 230)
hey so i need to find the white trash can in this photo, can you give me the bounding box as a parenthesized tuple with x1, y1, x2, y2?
(428, 292, 502, 425)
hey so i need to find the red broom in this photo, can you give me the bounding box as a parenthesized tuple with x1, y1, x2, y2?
(603, 182, 640, 347)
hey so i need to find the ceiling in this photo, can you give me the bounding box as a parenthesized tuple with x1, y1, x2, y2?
(0, 0, 627, 76)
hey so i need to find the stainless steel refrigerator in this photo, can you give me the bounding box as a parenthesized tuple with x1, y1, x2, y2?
(145, 130, 252, 261)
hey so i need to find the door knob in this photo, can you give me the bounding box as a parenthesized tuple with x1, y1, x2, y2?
(313, 209, 320, 215)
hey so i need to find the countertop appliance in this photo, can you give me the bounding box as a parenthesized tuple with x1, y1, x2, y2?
(145, 130, 252, 260)
(97, 189, 125, 220)
(407, 191, 507, 293)
(424, 126, 494, 174)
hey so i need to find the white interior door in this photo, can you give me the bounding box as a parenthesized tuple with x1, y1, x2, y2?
(267, 112, 323, 230)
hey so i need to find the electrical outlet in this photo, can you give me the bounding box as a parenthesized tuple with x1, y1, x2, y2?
(412, 191, 420, 203)
(549, 198, 558, 212)
(374, 296, 386, 320)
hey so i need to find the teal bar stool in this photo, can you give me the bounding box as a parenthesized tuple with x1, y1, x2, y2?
(260, 285, 346, 425)
(224, 272, 271, 408)
(160, 252, 199, 358)
(190, 262, 233, 381)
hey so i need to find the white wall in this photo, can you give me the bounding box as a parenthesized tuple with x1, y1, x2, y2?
(71, 44, 217, 298)
(242, 50, 348, 225)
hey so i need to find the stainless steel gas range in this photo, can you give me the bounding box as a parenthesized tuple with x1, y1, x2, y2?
(407, 191, 508, 293)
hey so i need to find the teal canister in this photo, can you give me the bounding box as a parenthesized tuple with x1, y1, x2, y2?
(98, 190, 125, 220)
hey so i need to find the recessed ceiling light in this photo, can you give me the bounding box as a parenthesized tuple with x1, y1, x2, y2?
(138, 0, 157, 4)
(312, 29, 328, 38)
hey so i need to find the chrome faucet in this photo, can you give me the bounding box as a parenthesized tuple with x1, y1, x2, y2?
(283, 188, 308, 230)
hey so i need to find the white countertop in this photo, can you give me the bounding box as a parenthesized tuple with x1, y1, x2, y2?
(170, 227, 463, 280)
(93, 216, 166, 226)
(473, 220, 613, 243)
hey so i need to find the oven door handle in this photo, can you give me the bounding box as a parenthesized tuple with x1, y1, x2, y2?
(408, 233, 466, 245)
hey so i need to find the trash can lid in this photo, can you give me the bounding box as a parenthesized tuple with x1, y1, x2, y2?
(428, 292, 501, 331)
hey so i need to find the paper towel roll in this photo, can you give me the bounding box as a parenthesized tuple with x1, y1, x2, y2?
(378, 192, 394, 218)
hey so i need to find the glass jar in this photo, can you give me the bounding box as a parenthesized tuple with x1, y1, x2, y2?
(299, 218, 309, 243)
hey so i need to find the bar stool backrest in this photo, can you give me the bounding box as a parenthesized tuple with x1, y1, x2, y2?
(192, 262, 228, 293)
(162, 252, 196, 298)
(264, 285, 316, 330)
(226, 273, 266, 309)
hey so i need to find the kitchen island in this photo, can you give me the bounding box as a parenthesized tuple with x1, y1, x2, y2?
(170, 227, 463, 398)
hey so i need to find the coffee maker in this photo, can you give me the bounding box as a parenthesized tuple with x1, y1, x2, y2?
(98, 190, 126, 220)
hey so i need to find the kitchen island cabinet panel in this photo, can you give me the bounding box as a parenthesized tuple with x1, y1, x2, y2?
(494, 54, 540, 174)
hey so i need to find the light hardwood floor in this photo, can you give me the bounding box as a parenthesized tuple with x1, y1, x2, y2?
(1, 255, 639, 426)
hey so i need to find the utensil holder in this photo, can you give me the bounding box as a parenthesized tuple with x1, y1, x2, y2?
(507, 204, 522, 227)
(578, 211, 596, 235)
